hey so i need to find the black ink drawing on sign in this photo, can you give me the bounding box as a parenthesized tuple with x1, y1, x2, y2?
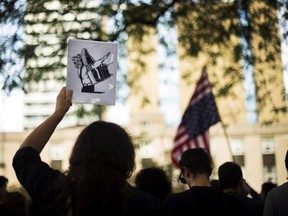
(72, 48, 113, 93)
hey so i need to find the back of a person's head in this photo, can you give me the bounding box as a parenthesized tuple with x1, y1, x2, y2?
(260, 181, 277, 201)
(0, 176, 8, 188)
(135, 167, 172, 201)
(210, 179, 221, 192)
(0, 176, 8, 201)
(179, 148, 212, 177)
(218, 162, 243, 190)
(58, 121, 135, 215)
(70, 121, 135, 178)
(4, 191, 28, 216)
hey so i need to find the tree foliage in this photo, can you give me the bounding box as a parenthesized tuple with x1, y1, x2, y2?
(0, 0, 287, 123)
(0, 0, 25, 93)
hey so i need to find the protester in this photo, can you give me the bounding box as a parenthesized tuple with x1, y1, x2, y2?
(0, 176, 8, 202)
(260, 181, 277, 202)
(210, 179, 221, 192)
(13, 87, 164, 216)
(263, 150, 288, 216)
(135, 167, 172, 201)
(164, 148, 245, 216)
(241, 180, 261, 200)
(218, 161, 264, 216)
(4, 191, 28, 216)
(0, 176, 8, 215)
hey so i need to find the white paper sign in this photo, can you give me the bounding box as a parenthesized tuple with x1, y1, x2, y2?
(66, 39, 118, 105)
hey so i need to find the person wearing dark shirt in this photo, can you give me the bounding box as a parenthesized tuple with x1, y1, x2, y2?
(263, 150, 288, 216)
(135, 167, 172, 201)
(218, 162, 264, 216)
(4, 191, 28, 216)
(0, 176, 8, 216)
(260, 181, 277, 202)
(13, 87, 164, 216)
(164, 148, 245, 216)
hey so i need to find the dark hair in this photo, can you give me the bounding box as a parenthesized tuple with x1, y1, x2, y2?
(210, 179, 221, 192)
(4, 191, 28, 216)
(260, 182, 277, 201)
(135, 167, 172, 201)
(0, 176, 8, 187)
(56, 121, 135, 215)
(179, 148, 212, 177)
(218, 162, 243, 189)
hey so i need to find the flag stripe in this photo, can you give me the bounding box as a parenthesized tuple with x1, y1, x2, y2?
(190, 87, 210, 106)
(190, 72, 210, 103)
(174, 133, 190, 148)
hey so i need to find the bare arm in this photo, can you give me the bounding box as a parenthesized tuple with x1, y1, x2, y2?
(19, 87, 73, 153)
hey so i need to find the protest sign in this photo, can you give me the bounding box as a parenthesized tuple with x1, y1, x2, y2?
(66, 39, 118, 105)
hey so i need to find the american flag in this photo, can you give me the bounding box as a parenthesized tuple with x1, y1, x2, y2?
(171, 67, 221, 167)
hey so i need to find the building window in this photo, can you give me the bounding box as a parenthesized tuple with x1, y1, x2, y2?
(51, 160, 62, 171)
(261, 138, 274, 154)
(50, 144, 64, 171)
(261, 138, 276, 182)
(141, 158, 157, 168)
(263, 166, 276, 183)
(233, 155, 245, 167)
(231, 138, 245, 167)
(263, 154, 275, 166)
(139, 144, 154, 158)
(50, 144, 64, 159)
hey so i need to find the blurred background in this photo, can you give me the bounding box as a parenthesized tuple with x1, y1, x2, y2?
(0, 0, 288, 194)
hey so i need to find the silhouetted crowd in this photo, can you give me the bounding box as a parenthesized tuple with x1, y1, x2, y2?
(0, 87, 287, 216)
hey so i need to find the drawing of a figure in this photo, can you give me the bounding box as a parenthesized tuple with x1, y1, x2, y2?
(72, 48, 113, 93)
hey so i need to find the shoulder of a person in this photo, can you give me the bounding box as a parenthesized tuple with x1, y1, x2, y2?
(126, 187, 164, 216)
(164, 189, 194, 204)
(243, 196, 264, 209)
(165, 191, 182, 199)
(268, 182, 288, 196)
(278, 182, 288, 189)
(127, 186, 164, 205)
(221, 192, 245, 205)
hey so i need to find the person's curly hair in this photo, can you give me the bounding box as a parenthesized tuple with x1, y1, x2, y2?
(135, 167, 172, 201)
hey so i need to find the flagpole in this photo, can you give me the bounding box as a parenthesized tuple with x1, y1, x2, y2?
(220, 120, 234, 161)
(204, 65, 234, 162)
(204, 65, 233, 161)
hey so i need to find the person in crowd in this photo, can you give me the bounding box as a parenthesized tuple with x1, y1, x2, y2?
(4, 191, 28, 216)
(164, 148, 245, 216)
(13, 87, 164, 216)
(210, 179, 221, 192)
(263, 150, 288, 216)
(0, 176, 8, 215)
(135, 167, 172, 201)
(218, 161, 264, 216)
(239, 178, 276, 202)
(241, 180, 261, 200)
(260, 181, 277, 202)
(0, 176, 8, 202)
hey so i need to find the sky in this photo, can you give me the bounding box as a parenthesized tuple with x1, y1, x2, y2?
(278, 2, 288, 101)
(0, 90, 24, 132)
